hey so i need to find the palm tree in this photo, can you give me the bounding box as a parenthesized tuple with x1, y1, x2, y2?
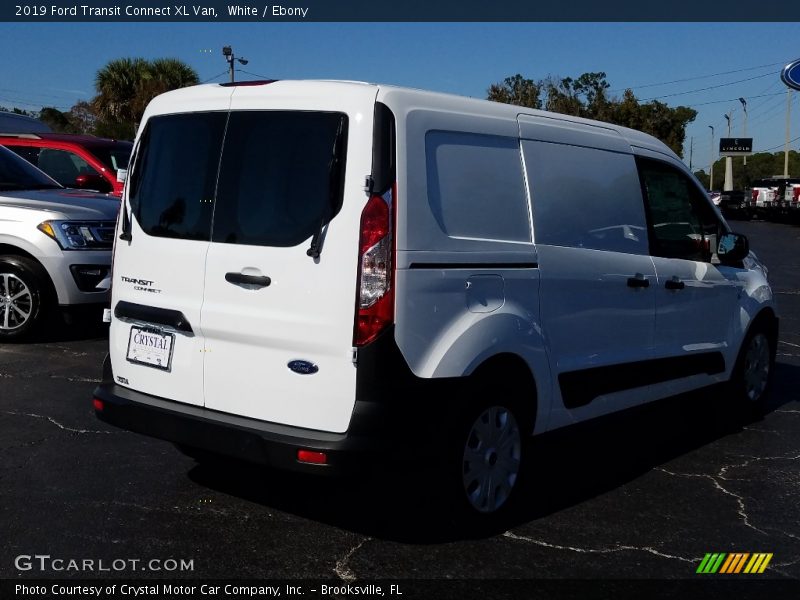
(92, 58, 199, 139)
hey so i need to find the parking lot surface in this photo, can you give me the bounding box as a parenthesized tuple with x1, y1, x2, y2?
(1, 220, 798, 591)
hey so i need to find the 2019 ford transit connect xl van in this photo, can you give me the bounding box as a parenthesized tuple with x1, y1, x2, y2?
(94, 80, 777, 516)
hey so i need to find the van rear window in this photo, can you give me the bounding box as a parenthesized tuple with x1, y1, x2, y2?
(129, 112, 227, 240)
(213, 111, 347, 246)
(129, 110, 348, 246)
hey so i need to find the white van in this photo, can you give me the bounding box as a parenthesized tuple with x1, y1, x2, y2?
(94, 80, 778, 516)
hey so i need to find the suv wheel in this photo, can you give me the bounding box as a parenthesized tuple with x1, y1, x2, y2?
(0, 257, 49, 341)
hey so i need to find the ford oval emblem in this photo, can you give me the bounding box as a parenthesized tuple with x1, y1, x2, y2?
(288, 360, 319, 375)
(781, 58, 800, 92)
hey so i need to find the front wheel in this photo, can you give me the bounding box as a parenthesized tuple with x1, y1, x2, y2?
(0, 257, 50, 341)
(730, 325, 775, 420)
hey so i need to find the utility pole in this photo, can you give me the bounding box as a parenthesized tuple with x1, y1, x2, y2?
(708, 125, 715, 190)
(739, 97, 748, 166)
(689, 136, 693, 171)
(222, 45, 249, 83)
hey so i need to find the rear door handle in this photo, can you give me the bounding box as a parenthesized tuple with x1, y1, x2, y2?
(665, 277, 685, 290)
(626, 274, 650, 288)
(225, 272, 271, 288)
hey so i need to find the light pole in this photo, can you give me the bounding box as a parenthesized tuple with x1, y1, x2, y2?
(222, 45, 249, 83)
(708, 125, 715, 190)
(739, 97, 748, 166)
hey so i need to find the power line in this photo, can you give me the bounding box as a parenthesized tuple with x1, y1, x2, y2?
(237, 69, 273, 80)
(200, 70, 230, 84)
(756, 135, 800, 153)
(639, 72, 775, 102)
(683, 90, 786, 109)
(610, 61, 785, 93)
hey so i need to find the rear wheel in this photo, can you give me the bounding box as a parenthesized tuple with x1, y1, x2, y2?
(0, 257, 50, 341)
(460, 404, 523, 514)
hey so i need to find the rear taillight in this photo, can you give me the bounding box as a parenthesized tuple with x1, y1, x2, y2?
(794, 187, 800, 203)
(752, 189, 759, 201)
(353, 190, 394, 346)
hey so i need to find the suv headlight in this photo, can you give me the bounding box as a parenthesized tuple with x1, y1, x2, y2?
(37, 220, 115, 250)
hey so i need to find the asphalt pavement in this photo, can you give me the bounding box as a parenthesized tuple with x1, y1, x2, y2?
(1, 219, 798, 598)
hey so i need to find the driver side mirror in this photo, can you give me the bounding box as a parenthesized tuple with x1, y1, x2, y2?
(717, 232, 749, 263)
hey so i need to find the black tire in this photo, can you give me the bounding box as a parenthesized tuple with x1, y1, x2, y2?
(0, 256, 51, 341)
(729, 322, 776, 421)
(446, 389, 531, 520)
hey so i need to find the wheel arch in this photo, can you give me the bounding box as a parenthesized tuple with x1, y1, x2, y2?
(0, 246, 58, 305)
(466, 351, 541, 435)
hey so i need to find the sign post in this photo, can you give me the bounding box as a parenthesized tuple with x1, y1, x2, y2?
(780, 59, 800, 178)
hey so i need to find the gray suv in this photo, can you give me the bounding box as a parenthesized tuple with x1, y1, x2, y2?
(0, 145, 118, 340)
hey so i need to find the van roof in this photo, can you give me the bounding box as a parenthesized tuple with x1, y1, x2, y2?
(145, 79, 678, 160)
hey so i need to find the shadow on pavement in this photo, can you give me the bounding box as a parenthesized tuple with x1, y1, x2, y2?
(187, 364, 800, 545)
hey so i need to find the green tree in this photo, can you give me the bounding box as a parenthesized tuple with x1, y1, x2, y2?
(67, 101, 97, 135)
(487, 72, 697, 157)
(92, 57, 199, 139)
(700, 151, 800, 190)
(38, 107, 78, 133)
(487, 74, 542, 109)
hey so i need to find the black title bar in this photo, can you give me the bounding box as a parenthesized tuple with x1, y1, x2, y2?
(3, 0, 798, 22)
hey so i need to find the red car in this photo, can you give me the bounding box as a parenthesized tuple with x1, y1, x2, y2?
(0, 133, 132, 196)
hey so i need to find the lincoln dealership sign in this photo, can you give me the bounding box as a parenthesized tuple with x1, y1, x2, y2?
(781, 59, 800, 91)
(719, 138, 753, 156)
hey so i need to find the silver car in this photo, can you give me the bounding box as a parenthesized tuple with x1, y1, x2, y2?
(0, 145, 118, 340)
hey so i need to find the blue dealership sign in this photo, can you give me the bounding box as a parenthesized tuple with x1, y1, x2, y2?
(781, 59, 800, 91)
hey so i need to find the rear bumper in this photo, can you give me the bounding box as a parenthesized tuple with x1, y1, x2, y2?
(93, 329, 446, 475)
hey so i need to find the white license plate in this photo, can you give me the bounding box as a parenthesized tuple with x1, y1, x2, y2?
(126, 326, 175, 371)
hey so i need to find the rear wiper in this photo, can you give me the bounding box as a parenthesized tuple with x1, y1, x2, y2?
(307, 117, 347, 259)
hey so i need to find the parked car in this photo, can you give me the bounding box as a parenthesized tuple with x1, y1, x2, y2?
(716, 190, 750, 220)
(93, 80, 777, 518)
(0, 112, 52, 134)
(0, 145, 118, 340)
(0, 133, 132, 196)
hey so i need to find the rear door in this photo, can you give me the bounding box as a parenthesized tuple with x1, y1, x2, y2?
(200, 86, 376, 433)
(109, 92, 231, 407)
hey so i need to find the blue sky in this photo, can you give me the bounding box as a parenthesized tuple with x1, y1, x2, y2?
(1, 22, 798, 172)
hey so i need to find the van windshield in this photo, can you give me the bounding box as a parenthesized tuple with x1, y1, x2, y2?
(128, 111, 348, 245)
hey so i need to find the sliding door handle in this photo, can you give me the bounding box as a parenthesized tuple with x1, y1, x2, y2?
(626, 274, 650, 288)
(665, 277, 685, 291)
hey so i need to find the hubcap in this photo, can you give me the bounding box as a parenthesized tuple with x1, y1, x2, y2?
(0, 273, 33, 331)
(743, 333, 771, 402)
(462, 406, 521, 513)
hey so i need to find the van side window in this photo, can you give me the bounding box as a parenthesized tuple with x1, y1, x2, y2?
(129, 112, 227, 240)
(637, 158, 721, 262)
(425, 131, 530, 243)
(522, 141, 649, 254)
(212, 111, 348, 247)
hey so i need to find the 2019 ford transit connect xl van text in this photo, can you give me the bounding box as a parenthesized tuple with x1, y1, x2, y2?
(94, 80, 777, 516)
